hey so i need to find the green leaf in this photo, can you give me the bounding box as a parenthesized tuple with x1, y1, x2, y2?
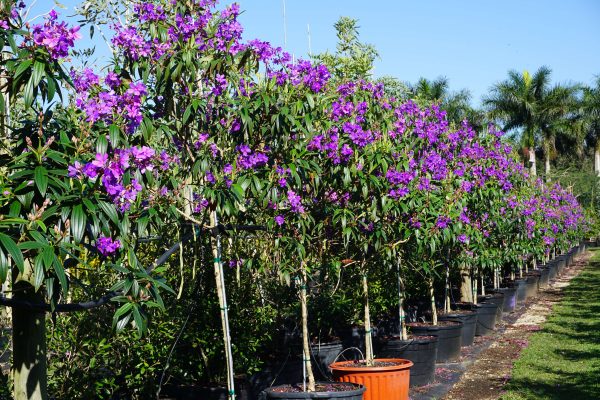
(112, 302, 133, 330)
(98, 201, 119, 224)
(32, 61, 45, 87)
(108, 124, 120, 147)
(71, 204, 86, 242)
(0, 249, 8, 284)
(96, 134, 108, 154)
(52, 257, 68, 297)
(34, 166, 48, 196)
(13, 59, 32, 81)
(0, 233, 24, 273)
(33, 255, 45, 291)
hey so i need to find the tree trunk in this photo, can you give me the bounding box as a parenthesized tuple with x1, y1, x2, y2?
(459, 262, 473, 303)
(362, 271, 374, 365)
(12, 274, 47, 400)
(429, 278, 437, 325)
(300, 264, 315, 392)
(209, 211, 236, 400)
(595, 146, 600, 177)
(545, 152, 550, 181)
(529, 148, 537, 177)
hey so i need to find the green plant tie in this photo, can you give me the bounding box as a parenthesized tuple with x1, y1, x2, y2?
(220, 306, 228, 310)
(365, 329, 372, 333)
(214, 257, 221, 263)
(228, 390, 235, 395)
(299, 285, 307, 290)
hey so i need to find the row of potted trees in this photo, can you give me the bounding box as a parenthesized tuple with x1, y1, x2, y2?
(0, 1, 588, 399)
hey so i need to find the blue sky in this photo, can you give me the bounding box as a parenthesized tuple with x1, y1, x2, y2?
(35, 0, 600, 106)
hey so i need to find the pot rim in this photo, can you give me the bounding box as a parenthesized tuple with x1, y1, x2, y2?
(329, 358, 413, 372)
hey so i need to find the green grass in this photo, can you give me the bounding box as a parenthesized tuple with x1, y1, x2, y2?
(501, 249, 600, 400)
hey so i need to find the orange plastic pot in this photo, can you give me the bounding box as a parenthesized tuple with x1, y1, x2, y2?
(329, 358, 413, 400)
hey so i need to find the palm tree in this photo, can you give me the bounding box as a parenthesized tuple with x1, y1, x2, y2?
(583, 77, 600, 175)
(409, 77, 479, 127)
(483, 67, 577, 178)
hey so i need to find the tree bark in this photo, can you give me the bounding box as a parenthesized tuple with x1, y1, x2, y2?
(12, 274, 47, 400)
(459, 262, 473, 303)
(529, 148, 537, 177)
(429, 278, 438, 325)
(595, 147, 600, 177)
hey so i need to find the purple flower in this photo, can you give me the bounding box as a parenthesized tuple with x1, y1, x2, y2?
(287, 189, 305, 213)
(458, 234, 469, 243)
(31, 10, 81, 60)
(96, 235, 121, 256)
(275, 215, 285, 226)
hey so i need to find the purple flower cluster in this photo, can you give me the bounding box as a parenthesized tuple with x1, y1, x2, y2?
(96, 235, 121, 256)
(31, 10, 81, 60)
(69, 146, 176, 212)
(71, 69, 147, 132)
(236, 145, 269, 170)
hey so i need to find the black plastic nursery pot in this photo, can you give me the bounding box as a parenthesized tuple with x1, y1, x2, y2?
(538, 267, 550, 289)
(439, 309, 477, 347)
(474, 303, 497, 336)
(514, 279, 528, 305)
(263, 382, 365, 400)
(547, 261, 558, 281)
(556, 255, 567, 273)
(524, 273, 540, 299)
(478, 293, 505, 321)
(161, 381, 251, 400)
(494, 286, 517, 312)
(407, 320, 463, 362)
(310, 342, 344, 380)
(377, 335, 438, 387)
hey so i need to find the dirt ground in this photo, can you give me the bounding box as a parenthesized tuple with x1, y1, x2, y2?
(410, 251, 591, 400)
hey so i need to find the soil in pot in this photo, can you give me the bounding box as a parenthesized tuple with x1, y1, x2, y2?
(494, 286, 517, 312)
(439, 309, 477, 347)
(377, 335, 438, 387)
(407, 320, 463, 362)
(474, 303, 497, 336)
(263, 382, 365, 400)
(330, 358, 413, 400)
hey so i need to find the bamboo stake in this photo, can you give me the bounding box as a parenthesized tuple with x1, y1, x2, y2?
(444, 262, 451, 313)
(396, 258, 407, 341)
(210, 210, 236, 400)
(300, 263, 315, 392)
(362, 266, 374, 365)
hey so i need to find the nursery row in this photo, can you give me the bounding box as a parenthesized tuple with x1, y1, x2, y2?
(0, 1, 590, 400)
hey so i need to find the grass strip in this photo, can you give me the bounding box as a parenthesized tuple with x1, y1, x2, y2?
(501, 249, 600, 400)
